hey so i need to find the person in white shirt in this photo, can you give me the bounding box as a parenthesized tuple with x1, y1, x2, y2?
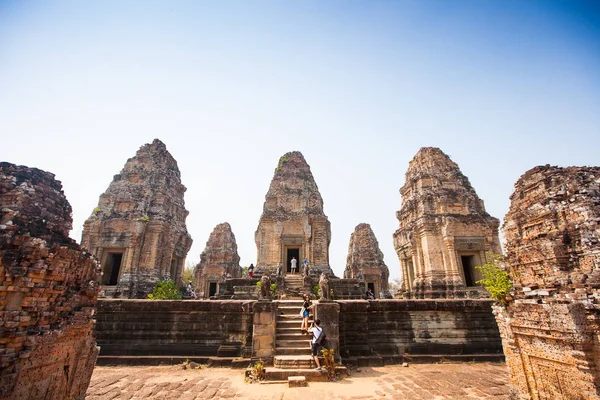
(308, 319, 323, 370)
(290, 257, 297, 274)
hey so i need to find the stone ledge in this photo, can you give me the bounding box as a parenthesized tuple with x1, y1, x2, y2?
(288, 376, 308, 387)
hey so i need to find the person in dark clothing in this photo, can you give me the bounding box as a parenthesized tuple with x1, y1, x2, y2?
(365, 288, 375, 300)
(300, 294, 313, 334)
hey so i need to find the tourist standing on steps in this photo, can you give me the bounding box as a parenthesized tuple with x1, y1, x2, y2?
(290, 257, 297, 274)
(248, 263, 254, 278)
(300, 294, 313, 334)
(302, 259, 308, 273)
(309, 319, 323, 370)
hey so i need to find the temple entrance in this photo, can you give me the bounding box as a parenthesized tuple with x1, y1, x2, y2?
(461, 255, 478, 287)
(101, 251, 123, 286)
(286, 248, 300, 273)
(208, 282, 217, 297)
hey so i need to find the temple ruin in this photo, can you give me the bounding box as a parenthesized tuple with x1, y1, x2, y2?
(0, 163, 100, 399)
(194, 222, 243, 299)
(497, 165, 600, 400)
(393, 147, 501, 299)
(81, 139, 193, 298)
(344, 223, 392, 299)
(255, 151, 334, 277)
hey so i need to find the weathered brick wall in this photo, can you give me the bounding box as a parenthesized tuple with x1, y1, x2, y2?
(499, 165, 600, 400)
(0, 162, 100, 400)
(338, 300, 502, 360)
(96, 300, 254, 357)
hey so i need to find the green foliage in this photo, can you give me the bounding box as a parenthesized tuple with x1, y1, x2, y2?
(182, 265, 195, 287)
(256, 281, 277, 295)
(475, 252, 512, 305)
(245, 359, 265, 383)
(319, 348, 338, 381)
(93, 207, 101, 214)
(147, 279, 182, 300)
(139, 215, 150, 222)
(312, 285, 320, 298)
(274, 156, 287, 173)
(241, 265, 249, 277)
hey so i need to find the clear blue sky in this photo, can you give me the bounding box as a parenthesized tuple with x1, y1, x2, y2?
(1, 1, 599, 280)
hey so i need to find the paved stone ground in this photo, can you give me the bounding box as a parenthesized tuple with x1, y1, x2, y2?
(87, 363, 509, 400)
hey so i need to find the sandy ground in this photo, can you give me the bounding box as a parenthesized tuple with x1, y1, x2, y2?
(87, 362, 509, 400)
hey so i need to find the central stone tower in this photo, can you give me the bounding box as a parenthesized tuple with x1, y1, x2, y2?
(255, 151, 334, 276)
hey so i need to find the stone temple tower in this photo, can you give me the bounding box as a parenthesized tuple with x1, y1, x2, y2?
(255, 151, 334, 276)
(81, 139, 193, 298)
(194, 222, 242, 299)
(344, 223, 392, 299)
(393, 147, 501, 299)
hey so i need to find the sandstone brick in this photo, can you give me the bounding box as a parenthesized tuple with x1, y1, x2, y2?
(0, 162, 100, 399)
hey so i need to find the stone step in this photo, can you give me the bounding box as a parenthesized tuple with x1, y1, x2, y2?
(266, 368, 327, 382)
(276, 340, 312, 348)
(273, 355, 315, 369)
(275, 347, 312, 356)
(276, 332, 310, 341)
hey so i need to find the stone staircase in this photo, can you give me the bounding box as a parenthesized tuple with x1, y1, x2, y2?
(266, 299, 325, 382)
(282, 274, 305, 298)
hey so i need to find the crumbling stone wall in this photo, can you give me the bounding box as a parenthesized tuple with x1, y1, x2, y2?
(255, 152, 334, 277)
(81, 139, 193, 298)
(194, 222, 242, 299)
(344, 223, 392, 298)
(393, 147, 501, 299)
(0, 162, 100, 400)
(499, 165, 600, 400)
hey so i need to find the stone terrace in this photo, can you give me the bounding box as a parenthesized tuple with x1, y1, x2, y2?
(87, 363, 509, 400)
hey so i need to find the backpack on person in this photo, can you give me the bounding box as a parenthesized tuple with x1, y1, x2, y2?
(316, 328, 327, 348)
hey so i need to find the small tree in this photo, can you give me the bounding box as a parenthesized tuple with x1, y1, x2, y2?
(148, 279, 182, 300)
(241, 265, 249, 277)
(475, 252, 512, 305)
(182, 262, 196, 287)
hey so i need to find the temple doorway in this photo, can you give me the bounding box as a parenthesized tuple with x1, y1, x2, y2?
(286, 248, 300, 273)
(208, 282, 217, 297)
(101, 250, 123, 286)
(460, 255, 480, 287)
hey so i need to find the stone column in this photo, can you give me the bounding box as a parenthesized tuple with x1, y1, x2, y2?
(314, 301, 340, 361)
(252, 300, 276, 360)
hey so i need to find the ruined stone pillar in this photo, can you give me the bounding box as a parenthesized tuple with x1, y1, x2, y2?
(498, 165, 600, 400)
(251, 300, 276, 360)
(0, 163, 101, 400)
(314, 301, 340, 362)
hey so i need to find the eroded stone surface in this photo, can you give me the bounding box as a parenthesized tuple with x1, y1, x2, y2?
(194, 222, 242, 299)
(81, 139, 193, 298)
(0, 162, 100, 399)
(498, 165, 600, 400)
(344, 223, 391, 299)
(255, 152, 333, 277)
(393, 147, 501, 299)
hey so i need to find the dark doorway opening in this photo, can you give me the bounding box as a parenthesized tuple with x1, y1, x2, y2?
(209, 282, 218, 297)
(461, 255, 475, 287)
(286, 248, 300, 273)
(102, 252, 123, 285)
(368, 282, 375, 294)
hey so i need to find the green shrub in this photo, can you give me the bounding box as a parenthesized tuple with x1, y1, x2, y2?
(256, 281, 277, 295)
(312, 285, 320, 298)
(147, 279, 182, 300)
(93, 207, 101, 214)
(475, 252, 512, 305)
